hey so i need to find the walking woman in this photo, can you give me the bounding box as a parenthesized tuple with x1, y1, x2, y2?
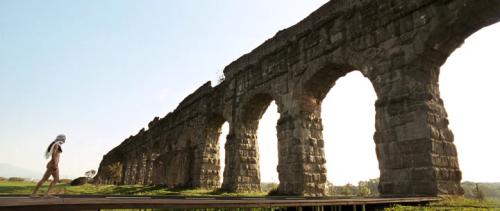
(30, 134, 66, 198)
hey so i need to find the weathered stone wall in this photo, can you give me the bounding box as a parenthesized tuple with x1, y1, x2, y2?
(95, 0, 500, 197)
(151, 150, 193, 187)
(94, 146, 123, 185)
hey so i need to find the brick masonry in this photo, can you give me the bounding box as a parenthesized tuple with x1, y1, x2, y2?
(94, 0, 500, 197)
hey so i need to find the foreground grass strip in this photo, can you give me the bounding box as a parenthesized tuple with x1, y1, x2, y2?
(384, 197, 500, 211)
(0, 181, 268, 196)
(0, 181, 69, 194)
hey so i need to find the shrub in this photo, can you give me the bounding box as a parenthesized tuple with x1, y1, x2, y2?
(8, 177, 25, 182)
(475, 183, 487, 201)
(70, 177, 88, 186)
(60, 179, 72, 183)
(358, 186, 371, 197)
(341, 183, 353, 196)
(101, 162, 122, 185)
(267, 188, 280, 196)
(0, 177, 6, 181)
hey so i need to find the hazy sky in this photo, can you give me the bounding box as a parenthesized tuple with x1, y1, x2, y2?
(1, 1, 499, 185)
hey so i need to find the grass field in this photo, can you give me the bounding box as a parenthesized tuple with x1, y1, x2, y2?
(1, 181, 499, 210)
(385, 197, 500, 210)
(0, 181, 267, 196)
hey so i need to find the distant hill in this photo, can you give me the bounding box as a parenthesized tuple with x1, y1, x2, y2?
(0, 163, 43, 179)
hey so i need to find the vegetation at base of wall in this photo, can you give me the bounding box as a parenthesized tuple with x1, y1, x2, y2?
(2, 180, 500, 199)
(60, 179, 72, 183)
(7, 177, 25, 182)
(462, 181, 500, 199)
(326, 178, 380, 197)
(2, 181, 500, 210)
(97, 162, 122, 185)
(70, 177, 88, 186)
(383, 196, 500, 210)
(261, 182, 278, 192)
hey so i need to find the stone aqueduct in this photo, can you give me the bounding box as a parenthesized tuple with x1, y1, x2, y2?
(95, 0, 500, 197)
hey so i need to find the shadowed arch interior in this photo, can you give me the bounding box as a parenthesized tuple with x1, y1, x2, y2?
(422, 3, 500, 67)
(136, 148, 147, 184)
(204, 113, 228, 188)
(131, 151, 139, 184)
(146, 142, 161, 185)
(240, 93, 274, 130)
(221, 93, 277, 191)
(299, 64, 357, 115)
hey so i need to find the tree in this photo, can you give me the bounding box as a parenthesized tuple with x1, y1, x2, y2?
(475, 183, 486, 201)
(326, 180, 336, 196)
(366, 178, 380, 196)
(341, 183, 353, 196)
(358, 186, 371, 197)
(85, 169, 96, 179)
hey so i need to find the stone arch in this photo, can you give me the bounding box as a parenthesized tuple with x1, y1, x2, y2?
(240, 93, 274, 126)
(319, 71, 379, 188)
(144, 142, 161, 185)
(236, 90, 284, 126)
(134, 147, 147, 184)
(93, 0, 500, 197)
(276, 60, 372, 196)
(418, 3, 500, 68)
(367, 2, 500, 197)
(151, 142, 161, 158)
(130, 151, 139, 184)
(202, 113, 227, 188)
(178, 128, 195, 149)
(299, 62, 360, 114)
(439, 23, 500, 189)
(122, 153, 134, 184)
(163, 142, 173, 153)
(153, 128, 196, 187)
(221, 92, 281, 192)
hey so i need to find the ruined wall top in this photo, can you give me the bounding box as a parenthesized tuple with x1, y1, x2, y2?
(222, 0, 362, 79)
(175, 81, 212, 112)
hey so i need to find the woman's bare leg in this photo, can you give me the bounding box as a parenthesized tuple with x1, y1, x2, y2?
(31, 169, 53, 198)
(43, 169, 59, 198)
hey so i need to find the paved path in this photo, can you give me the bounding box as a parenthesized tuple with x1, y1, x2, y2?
(0, 195, 441, 211)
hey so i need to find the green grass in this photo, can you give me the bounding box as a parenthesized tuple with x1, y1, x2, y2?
(3, 182, 500, 210)
(383, 196, 500, 210)
(0, 181, 68, 195)
(0, 181, 267, 196)
(65, 184, 267, 196)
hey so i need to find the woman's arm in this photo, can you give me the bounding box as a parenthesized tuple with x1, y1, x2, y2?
(51, 146, 60, 170)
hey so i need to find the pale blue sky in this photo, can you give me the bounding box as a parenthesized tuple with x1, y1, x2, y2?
(1, 1, 499, 184)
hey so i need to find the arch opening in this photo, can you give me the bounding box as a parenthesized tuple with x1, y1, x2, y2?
(206, 113, 228, 188)
(227, 93, 279, 192)
(241, 94, 274, 128)
(321, 71, 379, 196)
(218, 122, 229, 184)
(440, 23, 500, 197)
(136, 148, 147, 185)
(146, 142, 161, 185)
(257, 101, 279, 192)
(132, 151, 139, 184)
